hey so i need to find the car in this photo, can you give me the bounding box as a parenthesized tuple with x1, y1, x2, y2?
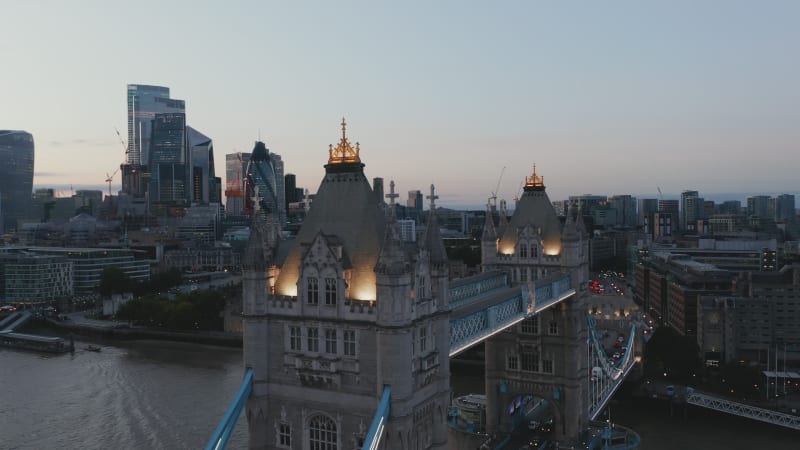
(0, 305, 17, 312)
(539, 419, 554, 434)
(665, 385, 675, 396)
(612, 352, 621, 359)
(617, 336, 625, 343)
(613, 341, 622, 348)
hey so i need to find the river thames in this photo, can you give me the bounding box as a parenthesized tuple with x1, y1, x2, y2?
(2, 339, 798, 450)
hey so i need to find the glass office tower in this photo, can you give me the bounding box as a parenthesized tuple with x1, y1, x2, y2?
(0, 130, 34, 231)
(244, 142, 279, 217)
(148, 113, 188, 205)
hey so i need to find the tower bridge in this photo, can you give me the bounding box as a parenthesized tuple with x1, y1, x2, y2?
(209, 121, 642, 450)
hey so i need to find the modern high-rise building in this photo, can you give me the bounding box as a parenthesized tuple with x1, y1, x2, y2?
(638, 198, 658, 227)
(187, 126, 218, 204)
(270, 153, 286, 225)
(244, 142, 282, 222)
(774, 194, 796, 221)
(0, 130, 34, 231)
(148, 113, 188, 205)
(225, 152, 250, 216)
(608, 194, 637, 228)
(746, 195, 770, 218)
(680, 190, 702, 231)
(124, 85, 185, 197)
(126, 84, 185, 166)
(284, 173, 297, 205)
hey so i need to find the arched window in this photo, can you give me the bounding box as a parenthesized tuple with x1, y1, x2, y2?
(309, 414, 337, 450)
(519, 243, 528, 258)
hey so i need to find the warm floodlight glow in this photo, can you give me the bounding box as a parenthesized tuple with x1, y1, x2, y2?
(544, 245, 560, 256)
(279, 285, 298, 297)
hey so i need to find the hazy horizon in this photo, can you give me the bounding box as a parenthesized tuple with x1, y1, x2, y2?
(4, 1, 799, 206)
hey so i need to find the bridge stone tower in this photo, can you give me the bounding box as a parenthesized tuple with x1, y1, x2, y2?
(243, 119, 451, 450)
(481, 165, 590, 441)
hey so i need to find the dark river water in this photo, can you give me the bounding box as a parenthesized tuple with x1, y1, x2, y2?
(1, 337, 798, 450)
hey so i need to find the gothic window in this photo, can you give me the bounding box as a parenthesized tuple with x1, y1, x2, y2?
(520, 268, 528, 282)
(289, 326, 301, 351)
(308, 414, 337, 450)
(519, 243, 527, 258)
(325, 277, 337, 305)
(343, 330, 356, 357)
(307, 277, 319, 305)
(532, 245, 538, 257)
(417, 275, 426, 299)
(521, 317, 538, 335)
(542, 358, 554, 374)
(521, 352, 539, 372)
(419, 326, 428, 353)
(325, 328, 337, 354)
(278, 423, 291, 448)
(548, 321, 559, 336)
(307, 327, 319, 352)
(507, 354, 519, 370)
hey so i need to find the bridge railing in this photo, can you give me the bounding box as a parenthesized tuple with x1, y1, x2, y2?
(362, 386, 392, 450)
(587, 315, 638, 420)
(205, 368, 253, 450)
(687, 392, 800, 430)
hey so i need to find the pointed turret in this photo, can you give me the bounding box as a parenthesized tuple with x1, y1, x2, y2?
(422, 184, 448, 265)
(498, 164, 562, 256)
(482, 202, 497, 242)
(274, 119, 384, 300)
(561, 201, 580, 243)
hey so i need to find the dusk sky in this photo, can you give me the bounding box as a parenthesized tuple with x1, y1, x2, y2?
(2, 0, 798, 207)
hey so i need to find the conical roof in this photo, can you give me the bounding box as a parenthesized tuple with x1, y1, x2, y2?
(273, 120, 385, 300)
(498, 165, 562, 256)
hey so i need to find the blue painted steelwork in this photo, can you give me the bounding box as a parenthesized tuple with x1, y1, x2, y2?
(449, 272, 508, 309)
(687, 392, 800, 430)
(361, 385, 392, 450)
(449, 274, 575, 357)
(205, 368, 253, 450)
(450, 294, 524, 357)
(586, 315, 637, 420)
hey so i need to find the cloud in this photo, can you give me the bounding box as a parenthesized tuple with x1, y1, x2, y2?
(49, 138, 117, 147)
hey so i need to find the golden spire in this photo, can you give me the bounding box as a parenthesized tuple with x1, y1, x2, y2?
(328, 116, 361, 164)
(525, 163, 545, 189)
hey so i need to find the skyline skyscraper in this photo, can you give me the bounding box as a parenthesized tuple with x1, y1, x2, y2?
(126, 84, 185, 167)
(244, 141, 280, 219)
(225, 152, 250, 216)
(0, 130, 34, 232)
(148, 112, 188, 205)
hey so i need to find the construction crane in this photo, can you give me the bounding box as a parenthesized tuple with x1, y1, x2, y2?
(114, 127, 129, 155)
(488, 166, 506, 207)
(105, 168, 119, 198)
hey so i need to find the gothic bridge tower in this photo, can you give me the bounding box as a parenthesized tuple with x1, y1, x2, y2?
(481, 165, 590, 441)
(243, 119, 451, 449)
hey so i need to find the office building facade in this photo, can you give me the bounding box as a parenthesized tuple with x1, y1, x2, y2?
(0, 130, 34, 232)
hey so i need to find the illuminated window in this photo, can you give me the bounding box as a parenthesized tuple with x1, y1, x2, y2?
(325, 328, 337, 354)
(324, 277, 337, 305)
(308, 414, 337, 450)
(289, 326, 301, 351)
(307, 327, 319, 352)
(307, 277, 319, 305)
(343, 330, 356, 357)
